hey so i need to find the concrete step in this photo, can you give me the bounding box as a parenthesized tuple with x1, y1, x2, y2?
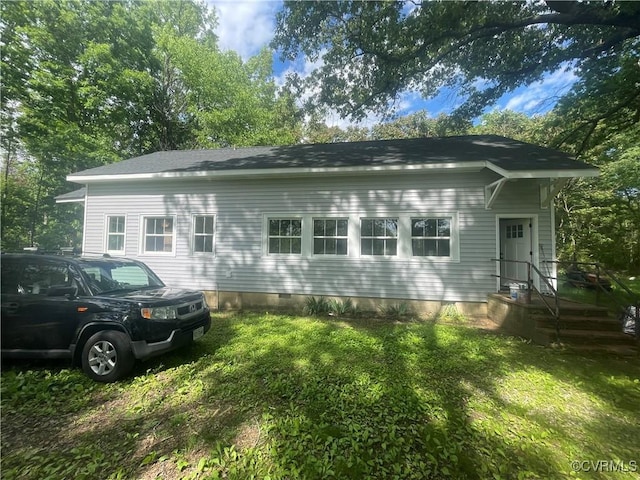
(537, 328, 637, 346)
(556, 304, 611, 318)
(510, 301, 610, 318)
(534, 315, 622, 332)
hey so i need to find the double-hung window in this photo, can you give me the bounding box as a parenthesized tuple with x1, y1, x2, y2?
(360, 218, 398, 256)
(143, 216, 175, 253)
(411, 217, 451, 257)
(106, 216, 125, 254)
(268, 218, 302, 254)
(193, 215, 215, 253)
(313, 218, 348, 255)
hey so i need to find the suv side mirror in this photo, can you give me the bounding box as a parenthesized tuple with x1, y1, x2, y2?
(46, 285, 78, 297)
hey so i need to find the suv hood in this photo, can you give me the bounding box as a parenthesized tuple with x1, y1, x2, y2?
(97, 287, 203, 304)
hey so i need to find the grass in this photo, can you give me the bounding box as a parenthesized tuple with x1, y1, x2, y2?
(1, 312, 639, 479)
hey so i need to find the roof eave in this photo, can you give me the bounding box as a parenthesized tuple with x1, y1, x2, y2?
(67, 161, 486, 184)
(55, 197, 86, 204)
(486, 163, 599, 179)
(67, 161, 600, 184)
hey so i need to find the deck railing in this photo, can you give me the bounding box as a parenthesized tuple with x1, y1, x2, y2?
(491, 258, 561, 341)
(492, 259, 640, 341)
(544, 260, 639, 340)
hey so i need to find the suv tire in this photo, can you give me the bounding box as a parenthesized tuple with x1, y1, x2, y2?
(81, 331, 135, 383)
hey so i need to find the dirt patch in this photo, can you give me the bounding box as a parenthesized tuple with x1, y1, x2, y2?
(233, 418, 262, 450)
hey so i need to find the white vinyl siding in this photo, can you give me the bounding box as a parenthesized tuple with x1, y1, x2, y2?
(82, 170, 554, 302)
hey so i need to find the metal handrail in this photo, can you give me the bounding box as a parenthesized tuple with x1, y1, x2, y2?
(492, 258, 562, 341)
(543, 260, 639, 340)
(529, 263, 561, 341)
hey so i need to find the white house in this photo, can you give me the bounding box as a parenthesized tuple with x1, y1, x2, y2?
(60, 135, 598, 314)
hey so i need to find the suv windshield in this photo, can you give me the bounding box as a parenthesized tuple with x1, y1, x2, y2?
(77, 260, 164, 294)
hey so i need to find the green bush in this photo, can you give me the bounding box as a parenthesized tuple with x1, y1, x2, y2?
(328, 298, 359, 316)
(304, 296, 330, 316)
(378, 302, 413, 319)
(438, 304, 467, 323)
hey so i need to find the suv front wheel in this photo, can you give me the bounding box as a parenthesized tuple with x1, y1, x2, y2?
(81, 331, 135, 383)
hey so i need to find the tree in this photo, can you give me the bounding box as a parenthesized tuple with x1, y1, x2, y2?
(274, 0, 639, 147)
(1, 0, 156, 250)
(555, 125, 640, 271)
(159, 35, 301, 147)
(274, 1, 640, 272)
(371, 111, 470, 139)
(0, 0, 302, 251)
(470, 110, 545, 144)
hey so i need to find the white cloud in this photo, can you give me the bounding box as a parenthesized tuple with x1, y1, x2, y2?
(503, 67, 578, 114)
(208, 1, 578, 130)
(208, 0, 280, 59)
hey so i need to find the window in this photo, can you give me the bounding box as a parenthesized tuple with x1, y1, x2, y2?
(20, 261, 73, 295)
(143, 216, 174, 253)
(313, 218, 348, 255)
(106, 216, 125, 253)
(411, 218, 451, 257)
(193, 215, 215, 253)
(268, 218, 302, 254)
(81, 263, 160, 294)
(361, 218, 398, 256)
(506, 224, 524, 239)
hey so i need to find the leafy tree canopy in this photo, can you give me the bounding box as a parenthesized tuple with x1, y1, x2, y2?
(274, 0, 640, 148)
(0, 0, 302, 251)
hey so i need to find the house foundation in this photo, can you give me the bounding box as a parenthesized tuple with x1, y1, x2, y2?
(203, 290, 488, 318)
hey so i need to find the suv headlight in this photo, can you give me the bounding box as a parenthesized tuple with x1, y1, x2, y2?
(141, 306, 176, 320)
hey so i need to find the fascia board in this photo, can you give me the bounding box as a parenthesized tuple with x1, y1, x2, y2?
(484, 162, 599, 179)
(501, 169, 600, 179)
(66, 161, 484, 184)
(67, 161, 600, 184)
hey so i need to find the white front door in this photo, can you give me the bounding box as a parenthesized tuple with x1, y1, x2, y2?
(500, 218, 532, 286)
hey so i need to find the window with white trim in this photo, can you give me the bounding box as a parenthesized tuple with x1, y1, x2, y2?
(411, 217, 451, 257)
(143, 216, 175, 253)
(268, 218, 302, 254)
(106, 216, 125, 253)
(313, 218, 348, 255)
(193, 215, 215, 253)
(360, 218, 398, 256)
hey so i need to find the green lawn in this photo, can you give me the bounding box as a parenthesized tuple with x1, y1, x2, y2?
(2, 313, 639, 479)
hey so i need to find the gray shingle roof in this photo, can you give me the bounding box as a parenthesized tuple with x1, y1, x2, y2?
(54, 187, 86, 203)
(68, 135, 596, 180)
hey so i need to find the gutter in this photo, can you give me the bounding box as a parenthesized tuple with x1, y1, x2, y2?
(66, 161, 599, 184)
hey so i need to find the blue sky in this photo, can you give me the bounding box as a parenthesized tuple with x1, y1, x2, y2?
(209, 0, 578, 128)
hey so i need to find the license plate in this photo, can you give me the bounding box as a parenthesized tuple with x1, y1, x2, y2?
(192, 326, 204, 340)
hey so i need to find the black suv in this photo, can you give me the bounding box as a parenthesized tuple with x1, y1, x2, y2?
(1, 253, 211, 382)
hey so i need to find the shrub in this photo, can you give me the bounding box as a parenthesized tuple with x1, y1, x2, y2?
(304, 296, 330, 316)
(328, 298, 355, 316)
(438, 304, 467, 322)
(378, 302, 413, 319)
